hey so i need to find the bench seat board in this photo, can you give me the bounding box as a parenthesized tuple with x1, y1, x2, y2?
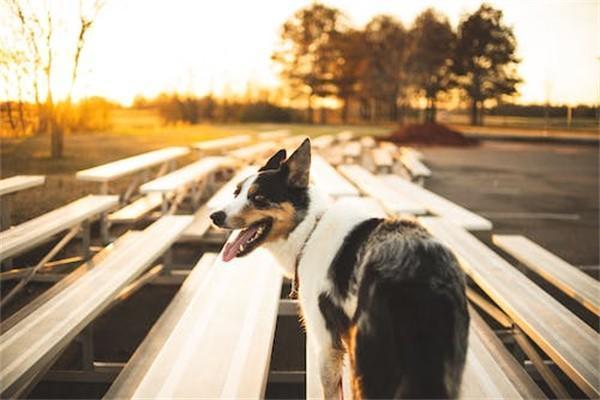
(342, 142, 362, 158)
(139, 156, 233, 194)
(108, 193, 163, 223)
(0, 175, 45, 196)
(0, 195, 119, 262)
(336, 131, 355, 142)
(380, 175, 492, 231)
(311, 155, 359, 198)
(399, 152, 431, 177)
(257, 129, 290, 140)
(229, 142, 276, 161)
(338, 165, 426, 215)
(419, 217, 600, 398)
(493, 235, 599, 315)
(372, 148, 394, 168)
(0, 232, 143, 334)
(0, 216, 193, 397)
(76, 147, 189, 182)
(312, 135, 335, 149)
(112, 247, 283, 399)
(104, 253, 218, 398)
(193, 135, 252, 152)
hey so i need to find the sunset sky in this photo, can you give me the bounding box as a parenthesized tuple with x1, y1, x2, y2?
(1, 0, 598, 106)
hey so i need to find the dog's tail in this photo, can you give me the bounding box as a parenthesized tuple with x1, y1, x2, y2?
(351, 243, 469, 399)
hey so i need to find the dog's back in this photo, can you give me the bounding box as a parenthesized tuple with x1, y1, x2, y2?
(338, 219, 469, 399)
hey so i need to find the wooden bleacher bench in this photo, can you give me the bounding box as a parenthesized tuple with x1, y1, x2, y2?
(0, 195, 118, 262)
(0, 175, 46, 230)
(108, 192, 163, 224)
(0, 175, 45, 196)
(360, 136, 376, 148)
(257, 129, 290, 140)
(336, 130, 355, 142)
(371, 148, 394, 173)
(139, 156, 235, 212)
(398, 149, 431, 182)
(179, 167, 256, 242)
(380, 174, 492, 231)
(76, 147, 189, 185)
(493, 235, 599, 315)
(193, 135, 252, 153)
(229, 142, 277, 162)
(0, 215, 193, 397)
(342, 142, 362, 162)
(105, 246, 283, 398)
(312, 134, 335, 149)
(338, 164, 426, 215)
(399, 146, 424, 160)
(311, 155, 359, 198)
(419, 217, 600, 398)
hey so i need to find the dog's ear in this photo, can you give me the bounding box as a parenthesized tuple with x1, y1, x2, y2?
(283, 138, 311, 188)
(259, 149, 287, 172)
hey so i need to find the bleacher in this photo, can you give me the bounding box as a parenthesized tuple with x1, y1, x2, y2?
(0, 131, 597, 399)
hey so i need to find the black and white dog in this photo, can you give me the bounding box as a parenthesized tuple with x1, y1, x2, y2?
(210, 138, 469, 399)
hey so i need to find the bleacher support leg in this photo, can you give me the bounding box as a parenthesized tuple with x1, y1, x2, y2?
(80, 326, 95, 371)
(81, 220, 91, 261)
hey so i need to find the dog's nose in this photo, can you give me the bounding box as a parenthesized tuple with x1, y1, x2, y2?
(210, 211, 226, 227)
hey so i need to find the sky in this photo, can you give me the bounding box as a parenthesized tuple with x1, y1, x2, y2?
(1, 0, 599, 106)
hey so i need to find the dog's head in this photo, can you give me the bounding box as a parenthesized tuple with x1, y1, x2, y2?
(211, 138, 311, 262)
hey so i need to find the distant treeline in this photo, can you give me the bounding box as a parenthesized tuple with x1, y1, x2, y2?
(133, 94, 299, 124)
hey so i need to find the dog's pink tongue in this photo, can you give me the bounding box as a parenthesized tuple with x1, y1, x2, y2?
(222, 226, 258, 262)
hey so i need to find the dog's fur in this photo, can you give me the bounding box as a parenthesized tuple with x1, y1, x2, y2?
(211, 139, 470, 399)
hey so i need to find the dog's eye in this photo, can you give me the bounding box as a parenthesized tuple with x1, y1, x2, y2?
(233, 186, 241, 197)
(251, 195, 269, 207)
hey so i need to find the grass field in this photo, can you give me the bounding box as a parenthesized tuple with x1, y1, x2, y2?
(0, 123, 390, 225)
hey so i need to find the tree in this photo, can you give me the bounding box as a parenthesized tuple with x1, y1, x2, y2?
(5, 0, 104, 157)
(407, 9, 455, 123)
(272, 3, 347, 123)
(454, 4, 521, 125)
(360, 15, 408, 122)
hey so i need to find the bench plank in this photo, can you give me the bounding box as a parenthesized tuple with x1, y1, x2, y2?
(399, 151, 431, 178)
(110, 247, 282, 398)
(336, 130, 355, 142)
(193, 135, 252, 152)
(462, 308, 545, 399)
(311, 155, 359, 198)
(229, 142, 277, 162)
(0, 195, 119, 262)
(257, 129, 290, 140)
(104, 253, 217, 398)
(338, 165, 426, 215)
(372, 148, 394, 169)
(381, 175, 492, 231)
(493, 235, 599, 315)
(420, 217, 599, 398)
(139, 156, 234, 194)
(312, 135, 335, 149)
(108, 193, 163, 223)
(0, 175, 45, 196)
(0, 216, 193, 397)
(76, 147, 189, 182)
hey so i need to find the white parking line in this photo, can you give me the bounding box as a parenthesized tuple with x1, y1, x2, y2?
(479, 212, 581, 221)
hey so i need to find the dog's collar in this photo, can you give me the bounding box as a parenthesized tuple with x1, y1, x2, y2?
(289, 213, 323, 299)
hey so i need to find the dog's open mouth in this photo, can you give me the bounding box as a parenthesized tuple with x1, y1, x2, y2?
(222, 218, 273, 262)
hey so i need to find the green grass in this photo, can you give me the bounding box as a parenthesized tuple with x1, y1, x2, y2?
(0, 123, 391, 225)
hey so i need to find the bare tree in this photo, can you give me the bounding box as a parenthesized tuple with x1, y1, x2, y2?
(4, 0, 105, 157)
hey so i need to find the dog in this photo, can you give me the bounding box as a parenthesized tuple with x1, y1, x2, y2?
(210, 138, 470, 399)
